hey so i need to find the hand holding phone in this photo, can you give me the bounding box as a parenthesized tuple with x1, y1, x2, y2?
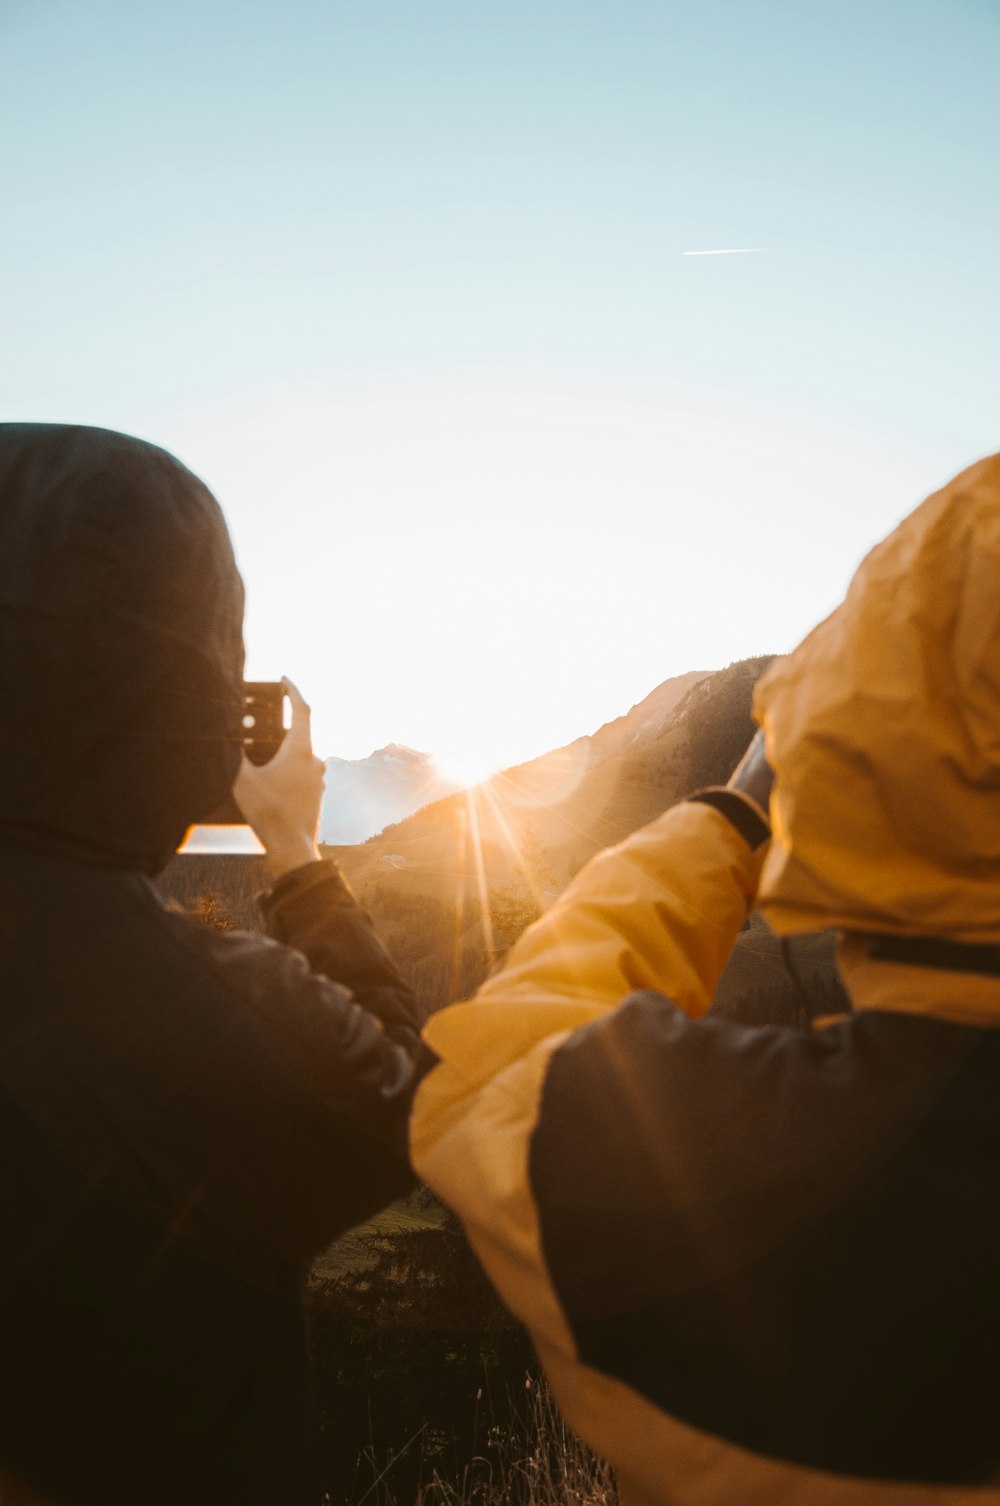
(239, 681, 287, 768)
(205, 682, 288, 825)
(232, 679, 326, 878)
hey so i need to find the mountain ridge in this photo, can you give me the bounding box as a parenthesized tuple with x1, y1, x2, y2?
(159, 654, 845, 1022)
(318, 671, 709, 847)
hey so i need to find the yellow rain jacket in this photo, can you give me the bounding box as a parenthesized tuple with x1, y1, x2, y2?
(411, 452, 1000, 1505)
(755, 449, 1000, 948)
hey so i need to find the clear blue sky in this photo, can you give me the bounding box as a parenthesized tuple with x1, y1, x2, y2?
(3, 0, 998, 773)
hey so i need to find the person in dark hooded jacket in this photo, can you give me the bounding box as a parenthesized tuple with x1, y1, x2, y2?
(0, 424, 426, 1506)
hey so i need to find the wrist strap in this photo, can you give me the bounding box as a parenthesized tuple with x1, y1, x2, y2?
(685, 788, 771, 851)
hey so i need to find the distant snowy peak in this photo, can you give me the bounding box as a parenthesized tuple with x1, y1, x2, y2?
(369, 744, 426, 767)
(324, 742, 425, 769)
(319, 746, 458, 845)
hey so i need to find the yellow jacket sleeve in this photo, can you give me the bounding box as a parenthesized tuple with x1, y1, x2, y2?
(410, 797, 769, 1358)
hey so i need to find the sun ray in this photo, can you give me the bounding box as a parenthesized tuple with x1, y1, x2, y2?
(450, 801, 469, 1003)
(464, 787, 496, 965)
(474, 778, 555, 917)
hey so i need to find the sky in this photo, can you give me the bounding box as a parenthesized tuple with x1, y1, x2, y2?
(2, 0, 999, 778)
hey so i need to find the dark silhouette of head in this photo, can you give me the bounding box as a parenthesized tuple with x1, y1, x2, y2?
(0, 424, 245, 873)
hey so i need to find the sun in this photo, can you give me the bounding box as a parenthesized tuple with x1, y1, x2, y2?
(430, 745, 502, 792)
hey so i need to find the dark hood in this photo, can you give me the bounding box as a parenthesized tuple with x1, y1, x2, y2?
(0, 424, 245, 873)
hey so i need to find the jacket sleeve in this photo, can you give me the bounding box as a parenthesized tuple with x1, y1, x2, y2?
(258, 857, 426, 1036)
(175, 858, 428, 1250)
(409, 795, 769, 1355)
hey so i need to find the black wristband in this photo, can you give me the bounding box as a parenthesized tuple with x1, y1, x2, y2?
(686, 788, 771, 852)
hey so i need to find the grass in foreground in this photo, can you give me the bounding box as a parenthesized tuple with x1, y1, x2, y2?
(337, 1375, 618, 1506)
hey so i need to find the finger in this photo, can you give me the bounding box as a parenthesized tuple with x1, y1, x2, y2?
(280, 677, 313, 750)
(231, 751, 260, 815)
(233, 750, 258, 783)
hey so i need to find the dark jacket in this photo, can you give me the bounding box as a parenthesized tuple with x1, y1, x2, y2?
(0, 426, 425, 1504)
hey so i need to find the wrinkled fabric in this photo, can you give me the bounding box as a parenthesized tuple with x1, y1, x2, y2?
(411, 450, 1000, 1505)
(0, 848, 423, 1506)
(0, 424, 245, 872)
(754, 450, 1000, 941)
(411, 796, 1000, 1504)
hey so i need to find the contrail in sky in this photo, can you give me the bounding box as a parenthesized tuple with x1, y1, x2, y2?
(682, 248, 763, 256)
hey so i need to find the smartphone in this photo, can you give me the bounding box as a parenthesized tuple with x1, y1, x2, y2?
(177, 682, 287, 849)
(237, 681, 287, 768)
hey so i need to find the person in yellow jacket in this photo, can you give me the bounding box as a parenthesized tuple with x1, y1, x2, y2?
(410, 449, 1000, 1505)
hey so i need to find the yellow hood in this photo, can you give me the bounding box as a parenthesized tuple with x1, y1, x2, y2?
(754, 450, 1000, 942)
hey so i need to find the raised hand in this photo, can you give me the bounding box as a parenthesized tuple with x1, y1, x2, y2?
(233, 678, 326, 878)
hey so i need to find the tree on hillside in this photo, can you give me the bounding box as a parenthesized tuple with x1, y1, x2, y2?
(486, 879, 539, 966)
(155, 855, 266, 931)
(363, 885, 453, 1013)
(485, 824, 556, 968)
(513, 822, 556, 896)
(192, 890, 238, 932)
